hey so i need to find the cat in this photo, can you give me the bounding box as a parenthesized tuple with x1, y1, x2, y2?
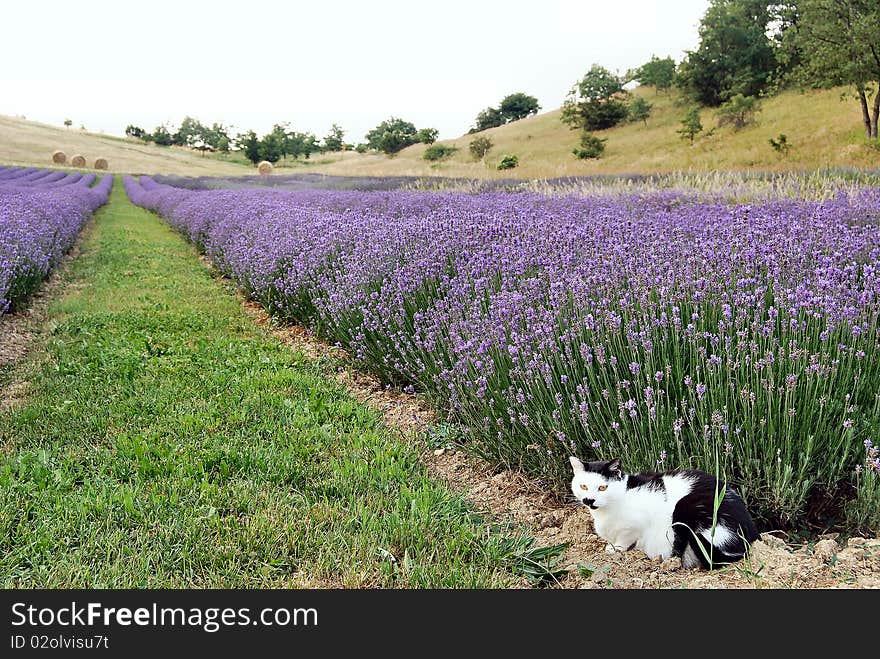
(569, 456, 759, 569)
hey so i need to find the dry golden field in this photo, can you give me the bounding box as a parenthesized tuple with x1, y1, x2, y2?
(3, 85, 878, 178)
(310, 86, 880, 179)
(0, 114, 252, 176)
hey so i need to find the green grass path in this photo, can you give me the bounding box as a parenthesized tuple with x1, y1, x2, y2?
(0, 180, 526, 587)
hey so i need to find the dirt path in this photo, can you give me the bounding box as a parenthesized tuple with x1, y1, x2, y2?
(242, 301, 880, 589)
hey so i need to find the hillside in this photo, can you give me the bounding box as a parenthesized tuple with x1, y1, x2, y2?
(3, 86, 878, 179)
(310, 86, 880, 179)
(0, 114, 253, 176)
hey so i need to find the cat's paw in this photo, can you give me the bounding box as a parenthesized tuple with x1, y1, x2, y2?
(604, 544, 617, 554)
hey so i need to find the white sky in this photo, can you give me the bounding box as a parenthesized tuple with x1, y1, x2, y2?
(1, 0, 709, 142)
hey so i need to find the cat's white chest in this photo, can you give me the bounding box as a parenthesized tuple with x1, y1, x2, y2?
(588, 486, 679, 559)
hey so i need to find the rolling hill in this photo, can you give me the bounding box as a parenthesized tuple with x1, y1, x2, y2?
(0, 114, 252, 176)
(2, 85, 878, 179)
(310, 86, 880, 179)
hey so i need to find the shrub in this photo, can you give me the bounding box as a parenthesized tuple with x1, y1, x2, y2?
(355, 143, 368, 153)
(677, 107, 703, 143)
(416, 128, 439, 145)
(423, 145, 457, 161)
(717, 94, 761, 131)
(469, 136, 493, 160)
(769, 133, 791, 157)
(573, 133, 606, 159)
(627, 96, 653, 126)
(497, 155, 518, 170)
(365, 117, 419, 155)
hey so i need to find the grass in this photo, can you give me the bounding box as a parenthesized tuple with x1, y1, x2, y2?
(0, 179, 557, 588)
(308, 86, 880, 179)
(0, 114, 355, 177)
(6, 85, 877, 180)
(0, 115, 250, 177)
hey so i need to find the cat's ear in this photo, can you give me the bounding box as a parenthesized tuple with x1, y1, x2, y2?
(607, 458, 622, 478)
(569, 456, 585, 473)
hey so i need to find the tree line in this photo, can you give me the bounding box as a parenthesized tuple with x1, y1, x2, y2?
(125, 1, 878, 167)
(562, 0, 879, 160)
(125, 119, 348, 164)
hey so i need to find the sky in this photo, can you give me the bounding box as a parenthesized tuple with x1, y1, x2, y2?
(0, 0, 710, 143)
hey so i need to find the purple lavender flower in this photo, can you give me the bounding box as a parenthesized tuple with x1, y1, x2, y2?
(1, 168, 111, 315)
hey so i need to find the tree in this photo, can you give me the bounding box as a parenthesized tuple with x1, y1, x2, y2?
(677, 107, 704, 143)
(632, 56, 677, 91)
(627, 96, 653, 126)
(498, 92, 540, 122)
(259, 132, 284, 163)
(676, 0, 778, 106)
(561, 64, 629, 131)
(300, 133, 320, 159)
(323, 123, 346, 152)
(125, 125, 147, 139)
(206, 122, 231, 152)
(238, 130, 262, 165)
(151, 124, 173, 146)
(63, 118, 72, 129)
(172, 116, 206, 147)
(784, 0, 880, 139)
(268, 123, 292, 160)
(471, 92, 541, 133)
(471, 106, 505, 132)
(364, 117, 419, 154)
(716, 93, 761, 129)
(469, 136, 493, 160)
(416, 127, 439, 144)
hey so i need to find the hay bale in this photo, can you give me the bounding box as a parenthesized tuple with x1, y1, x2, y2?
(70, 154, 86, 168)
(51, 150, 67, 164)
(257, 160, 274, 175)
(94, 158, 108, 170)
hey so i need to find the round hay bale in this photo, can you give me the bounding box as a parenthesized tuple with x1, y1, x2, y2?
(70, 154, 86, 168)
(257, 160, 274, 175)
(51, 150, 67, 164)
(94, 158, 108, 170)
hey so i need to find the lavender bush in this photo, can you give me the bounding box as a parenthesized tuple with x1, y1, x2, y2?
(153, 169, 880, 200)
(125, 174, 880, 532)
(0, 168, 112, 315)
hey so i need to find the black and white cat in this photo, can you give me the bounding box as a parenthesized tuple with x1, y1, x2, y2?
(569, 456, 759, 569)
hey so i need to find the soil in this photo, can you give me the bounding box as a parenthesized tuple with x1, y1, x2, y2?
(240, 300, 880, 590)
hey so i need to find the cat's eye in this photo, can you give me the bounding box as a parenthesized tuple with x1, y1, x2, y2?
(579, 484, 588, 491)
(598, 485, 608, 491)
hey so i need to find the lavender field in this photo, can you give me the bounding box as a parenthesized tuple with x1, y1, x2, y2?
(0, 166, 112, 315)
(125, 174, 880, 532)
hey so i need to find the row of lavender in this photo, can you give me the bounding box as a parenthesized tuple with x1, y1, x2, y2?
(125, 174, 880, 531)
(0, 167, 113, 315)
(153, 169, 880, 200)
